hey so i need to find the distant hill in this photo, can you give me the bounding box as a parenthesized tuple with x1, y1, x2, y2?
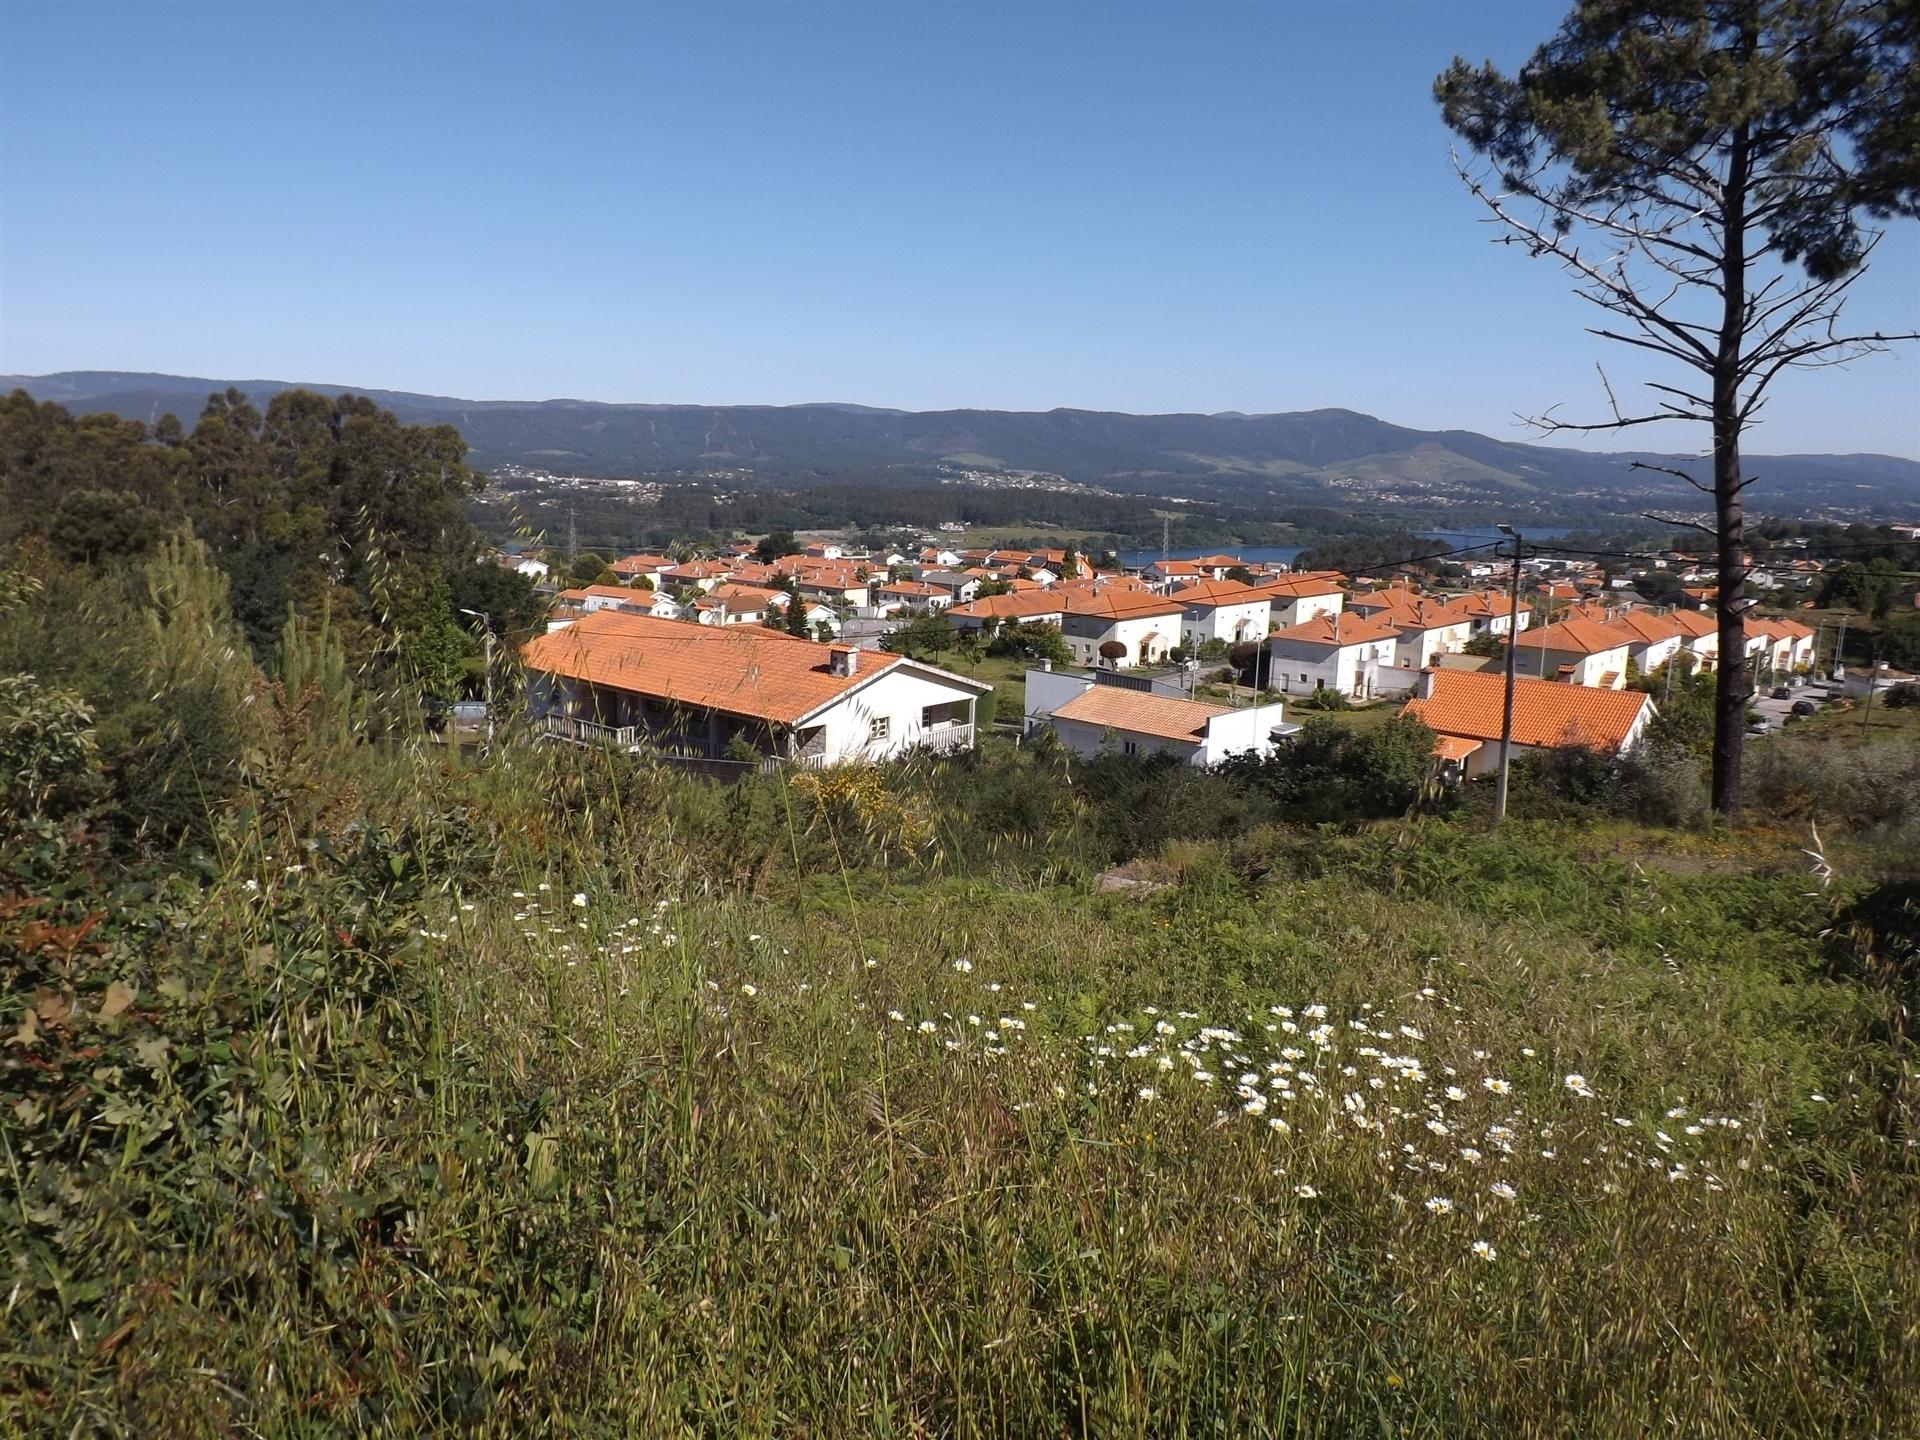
(8, 370, 1917, 519)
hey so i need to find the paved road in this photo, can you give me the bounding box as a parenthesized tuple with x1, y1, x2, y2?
(1747, 681, 1837, 732)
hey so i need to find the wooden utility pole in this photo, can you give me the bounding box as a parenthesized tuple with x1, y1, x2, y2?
(1493, 525, 1523, 824)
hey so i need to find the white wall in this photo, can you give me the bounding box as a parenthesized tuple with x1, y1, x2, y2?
(1198, 703, 1288, 763)
(1063, 612, 1179, 668)
(807, 664, 982, 761)
(1513, 642, 1632, 688)
(1269, 591, 1344, 628)
(1393, 621, 1473, 673)
(1267, 637, 1399, 698)
(1182, 598, 1270, 650)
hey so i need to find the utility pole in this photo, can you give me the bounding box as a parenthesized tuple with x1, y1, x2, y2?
(567, 508, 579, 564)
(1860, 638, 1878, 738)
(1493, 525, 1522, 824)
(1832, 611, 1849, 681)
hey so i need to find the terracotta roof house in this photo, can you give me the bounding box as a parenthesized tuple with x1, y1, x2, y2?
(1452, 589, 1533, 637)
(1170, 579, 1272, 650)
(1511, 616, 1636, 689)
(1262, 612, 1405, 698)
(945, 590, 1069, 634)
(609, 553, 674, 581)
(1401, 668, 1656, 778)
(1244, 573, 1347, 628)
(1059, 589, 1185, 669)
(522, 611, 988, 765)
(1024, 668, 1295, 765)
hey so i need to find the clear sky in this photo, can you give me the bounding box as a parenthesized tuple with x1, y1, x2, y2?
(3, 0, 1915, 456)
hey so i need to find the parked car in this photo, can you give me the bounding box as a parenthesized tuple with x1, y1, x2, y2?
(1770, 685, 1791, 700)
(1747, 718, 1772, 736)
(1790, 699, 1818, 717)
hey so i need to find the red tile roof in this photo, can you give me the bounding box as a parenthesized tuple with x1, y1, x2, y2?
(1402, 670, 1652, 752)
(1060, 589, 1184, 620)
(1517, 617, 1633, 655)
(1170, 579, 1268, 606)
(948, 591, 1068, 622)
(522, 611, 980, 726)
(1050, 685, 1233, 743)
(1269, 613, 1400, 647)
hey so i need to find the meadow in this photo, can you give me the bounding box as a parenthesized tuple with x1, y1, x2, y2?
(6, 697, 1916, 1437)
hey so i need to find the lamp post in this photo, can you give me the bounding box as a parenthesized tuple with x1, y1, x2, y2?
(1493, 525, 1522, 824)
(457, 608, 495, 749)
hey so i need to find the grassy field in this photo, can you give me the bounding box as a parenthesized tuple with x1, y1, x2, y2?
(8, 723, 1917, 1437)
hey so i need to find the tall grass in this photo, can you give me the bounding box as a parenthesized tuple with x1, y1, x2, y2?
(4, 716, 1917, 1436)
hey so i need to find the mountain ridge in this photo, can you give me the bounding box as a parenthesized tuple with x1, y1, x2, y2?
(8, 370, 1916, 519)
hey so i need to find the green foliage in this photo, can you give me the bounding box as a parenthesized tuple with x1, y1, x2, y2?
(883, 612, 955, 660)
(1463, 632, 1505, 658)
(986, 620, 1072, 666)
(754, 530, 799, 564)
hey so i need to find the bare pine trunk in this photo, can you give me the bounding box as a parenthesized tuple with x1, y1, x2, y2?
(1712, 422, 1748, 820)
(1712, 122, 1752, 822)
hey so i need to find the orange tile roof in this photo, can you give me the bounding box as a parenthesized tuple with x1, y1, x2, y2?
(610, 553, 673, 573)
(1061, 588, 1184, 620)
(1434, 734, 1484, 763)
(1749, 615, 1814, 640)
(1402, 670, 1652, 752)
(877, 579, 945, 598)
(1269, 613, 1400, 646)
(1246, 574, 1346, 600)
(1605, 610, 1687, 644)
(1518, 617, 1633, 654)
(521, 611, 982, 726)
(948, 591, 1068, 622)
(1170, 578, 1267, 606)
(1050, 685, 1233, 744)
(1452, 590, 1531, 619)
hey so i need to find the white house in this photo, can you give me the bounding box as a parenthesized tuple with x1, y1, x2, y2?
(1060, 590, 1185, 669)
(945, 591, 1069, 636)
(1024, 668, 1294, 765)
(1262, 613, 1404, 698)
(1247, 574, 1347, 629)
(1511, 617, 1635, 689)
(1171, 579, 1271, 652)
(1605, 610, 1688, 675)
(1402, 668, 1657, 779)
(521, 611, 989, 765)
(1452, 589, 1532, 638)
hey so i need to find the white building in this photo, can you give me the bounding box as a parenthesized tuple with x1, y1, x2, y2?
(1262, 613, 1404, 698)
(1024, 668, 1294, 765)
(522, 611, 988, 765)
(1060, 590, 1185, 669)
(1171, 579, 1271, 651)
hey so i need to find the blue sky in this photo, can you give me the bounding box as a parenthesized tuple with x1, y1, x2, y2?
(3, 0, 1915, 456)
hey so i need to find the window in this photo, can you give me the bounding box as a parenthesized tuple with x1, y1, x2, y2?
(920, 705, 938, 728)
(1123, 740, 1139, 756)
(869, 717, 890, 742)
(1301, 672, 1309, 682)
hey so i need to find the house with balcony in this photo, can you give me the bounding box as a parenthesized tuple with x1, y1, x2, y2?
(1452, 589, 1532, 638)
(521, 611, 988, 765)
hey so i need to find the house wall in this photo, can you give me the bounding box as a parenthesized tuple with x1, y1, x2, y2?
(1269, 591, 1344, 628)
(1628, 635, 1684, 673)
(1197, 703, 1289, 763)
(1513, 642, 1631, 688)
(1061, 612, 1179, 668)
(1181, 599, 1269, 650)
(1392, 621, 1472, 674)
(807, 666, 981, 761)
(1265, 637, 1399, 699)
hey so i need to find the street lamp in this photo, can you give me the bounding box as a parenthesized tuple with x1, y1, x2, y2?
(456, 608, 495, 749)
(1493, 525, 1522, 824)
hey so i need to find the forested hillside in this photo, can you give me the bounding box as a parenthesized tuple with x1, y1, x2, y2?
(13, 370, 1919, 518)
(0, 387, 535, 688)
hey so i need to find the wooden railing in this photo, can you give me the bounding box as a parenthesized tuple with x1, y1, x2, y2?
(539, 713, 639, 747)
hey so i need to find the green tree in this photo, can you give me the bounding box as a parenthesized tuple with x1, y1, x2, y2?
(1438, 0, 1920, 820)
(756, 530, 800, 564)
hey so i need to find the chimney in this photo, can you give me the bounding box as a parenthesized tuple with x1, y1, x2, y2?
(829, 645, 858, 677)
